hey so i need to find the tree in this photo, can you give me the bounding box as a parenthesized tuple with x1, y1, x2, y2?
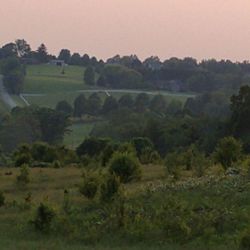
(84, 66, 95, 85)
(58, 49, 71, 64)
(15, 39, 31, 58)
(73, 94, 87, 117)
(135, 93, 150, 112)
(214, 137, 242, 170)
(87, 93, 102, 116)
(81, 54, 90, 66)
(36, 44, 49, 63)
(56, 101, 73, 116)
(231, 86, 250, 151)
(99, 64, 143, 89)
(2, 57, 25, 94)
(76, 137, 110, 157)
(149, 94, 167, 113)
(70, 53, 81, 65)
(118, 94, 134, 109)
(102, 96, 118, 115)
(35, 107, 71, 144)
(1, 43, 17, 58)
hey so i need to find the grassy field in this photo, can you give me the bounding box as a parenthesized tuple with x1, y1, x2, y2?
(23, 64, 88, 94)
(63, 122, 97, 148)
(0, 164, 247, 249)
(0, 165, 169, 250)
(22, 64, 195, 109)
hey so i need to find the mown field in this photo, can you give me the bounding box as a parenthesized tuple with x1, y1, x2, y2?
(23, 64, 88, 94)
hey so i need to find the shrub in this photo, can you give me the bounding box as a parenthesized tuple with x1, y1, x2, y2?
(131, 137, 154, 157)
(214, 137, 243, 170)
(15, 153, 32, 167)
(14, 144, 32, 167)
(165, 152, 183, 175)
(51, 160, 62, 169)
(76, 137, 110, 157)
(100, 174, 120, 202)
(109, 152, 141, 183)
(139, 147, 161, 164)
(16, 164, 30, 185)
(79, 171, 99, 199)
(31, 142, 57, 163)
(240, 229, 250, 250)
(33, 203, 56, 232)
(0, 191, 5, 207)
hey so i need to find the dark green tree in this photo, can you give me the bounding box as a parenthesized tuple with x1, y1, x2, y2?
(102, 96, 118, 115)
(15, 39, 31, 58)
(35, 107, 71, 144)
(86, 93, 102, 116)
(149, 94, 167, 113)
(58, 49, 71, 64)
(73, 94, 87, 117)
(84, 66, 95, 85)
(118, 94, 134, 109)
(135, 93, 150, 112)
(36, 44, 49, 63)
(56, 100, 73, 116)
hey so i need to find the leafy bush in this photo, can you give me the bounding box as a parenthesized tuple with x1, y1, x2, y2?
(31, 142, 58, 163)
(131, 137, 154, 157)
(15, 153, 32, 167)
(214, 136, 243, 170)
(33, 203, 56, 232)
(109, 152, 141, 183)
(100, 174, 120, 202)
(16, 164, 30, 185)
(79, 171, 99, 199)
(139, 147, 161, 164)
(165, 152, 183, 175)
(76, 137, 110, 157)
(51, 160, 62, 169)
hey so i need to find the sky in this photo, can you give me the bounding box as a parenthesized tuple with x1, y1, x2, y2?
(0, 0, 250, 61)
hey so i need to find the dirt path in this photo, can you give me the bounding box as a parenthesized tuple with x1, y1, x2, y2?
(0, 75, 17, 110)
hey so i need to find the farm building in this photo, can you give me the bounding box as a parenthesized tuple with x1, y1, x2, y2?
(49, 60, 66, 66)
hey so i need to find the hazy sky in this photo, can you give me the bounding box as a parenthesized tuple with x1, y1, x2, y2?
(1, 0, 250, 61)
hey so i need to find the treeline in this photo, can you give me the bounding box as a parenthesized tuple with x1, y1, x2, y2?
(2, 39, 250, 94)
(56, 93, 183, 118)
(0, 106, 70, 152)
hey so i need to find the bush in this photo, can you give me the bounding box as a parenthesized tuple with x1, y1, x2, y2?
(214, 137, 243, 170)
(240, 229, 250, 250)
(15, 153, 32, 167)
(131, 137, 154, 157)
(100, 174, 120, 202)
(16, 164, 30, 185)
(109, 152, 141, 183)
(79, 171, 99, 199)
(33, 203, 56, 232)
(139, 147, 161, 164)
(31, 142, 58, 163)
(76, 137, 110, 157)
(165, 152, 183, 176)
(0, 191, 5, 207)
(51, 160, 62, 169)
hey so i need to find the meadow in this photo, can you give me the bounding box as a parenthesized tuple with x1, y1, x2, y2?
(0, 163, 248, 250)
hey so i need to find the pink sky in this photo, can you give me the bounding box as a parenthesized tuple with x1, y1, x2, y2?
(0, 0, 250, 61)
